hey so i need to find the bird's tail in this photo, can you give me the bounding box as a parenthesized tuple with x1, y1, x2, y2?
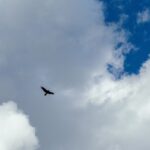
(44, 93, 47, 96)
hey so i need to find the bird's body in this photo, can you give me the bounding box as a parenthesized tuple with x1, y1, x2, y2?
(41, 86, 54, 96)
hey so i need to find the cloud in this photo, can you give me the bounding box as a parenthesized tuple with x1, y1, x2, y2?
(1, 0, 150, 150)
(0, 0, 128, 96)
(137, 9, 150, 24)
(37, 57, 150, 150)
(78, 57, 150, 150)
(0, 101, 38, 150)
(0, 0, 133, 149)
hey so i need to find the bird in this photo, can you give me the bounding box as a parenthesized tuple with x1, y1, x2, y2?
(41, 86, 54, 96)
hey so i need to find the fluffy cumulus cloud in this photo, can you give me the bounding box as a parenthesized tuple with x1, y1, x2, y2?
(137, 8, 150, 23)
(0, 101, 38, 150)
(0, 0, 150, 150)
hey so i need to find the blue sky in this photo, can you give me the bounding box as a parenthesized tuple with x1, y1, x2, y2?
(102, 0, 150, 74)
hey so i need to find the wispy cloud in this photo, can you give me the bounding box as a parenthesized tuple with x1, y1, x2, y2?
(137, 9, 150, 24)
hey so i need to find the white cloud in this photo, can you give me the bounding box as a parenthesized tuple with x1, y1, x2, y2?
(77, 58, 150, 150)
(87, 57, 150, 106)
(137, 9, 150, 23)
(0, 101, 38, 150)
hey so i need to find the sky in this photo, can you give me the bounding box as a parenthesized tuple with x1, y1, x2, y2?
(103, 0, 150, 74)
(0, 0, 150, 150)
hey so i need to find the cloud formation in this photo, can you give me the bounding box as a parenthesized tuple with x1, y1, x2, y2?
(1, 0, 150, 150)
(0, 0, 127, 99)
(0, 101, 38, 150)
(81, 58, 150, 150)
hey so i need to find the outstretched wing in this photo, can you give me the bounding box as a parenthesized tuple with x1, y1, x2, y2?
(41, 86, 48, 93)
(48, 91, 54, 95)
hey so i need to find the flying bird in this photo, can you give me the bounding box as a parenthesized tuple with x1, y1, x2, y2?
(41, 86, 54, 96)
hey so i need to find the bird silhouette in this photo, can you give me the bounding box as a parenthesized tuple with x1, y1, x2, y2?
(41, 86, 54, 96)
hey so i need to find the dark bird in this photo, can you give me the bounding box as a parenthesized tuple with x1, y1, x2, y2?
(41, 86, 54, 96)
